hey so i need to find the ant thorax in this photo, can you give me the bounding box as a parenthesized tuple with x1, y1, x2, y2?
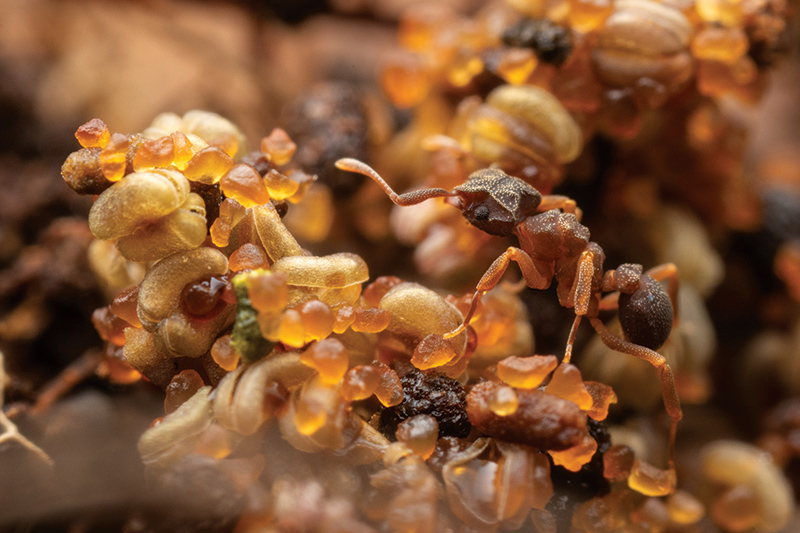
(514, 209, 590, 262)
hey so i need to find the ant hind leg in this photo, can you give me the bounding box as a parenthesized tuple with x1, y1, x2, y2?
(589, 317, 682, 472)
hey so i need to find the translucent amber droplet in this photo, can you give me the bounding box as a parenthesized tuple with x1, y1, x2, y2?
(628, 460, 677, 496)
(489, 385, 519, 416)
(584, 381, 618, 421)
(695, 0, 743, 26)
(293, 400, 326, 436)
(257, 312, 281, 343)
(229, 243, 269, 272)
(497, 355, 558, 389)
(285, 169, 316, 204)
(398, 5, 448, 52)
(110, 285, 141, 327)
(546, 364, 594, 410)
(691, 27, 748, 64)
(332, 306, 356, 334)
(711, 485, 762, 531)
(293, 378, 330, 435)
(686, 104, 721, 148)
(568, 0, 613, 32)
(396, 414, 439, 460)
(496, 48, 538, 86)
(283, 183, 334, 243)
(133, 136, 175, 171)
(372, 361, 404, 407)
(730, 55, 757, 85)
(76, 118, 110, 148)
(100, 133, 130, 182)
(164, 369, 205, 414)
(362, 276, 403, 308)
(220, 164, 270, 208)
(98, 352, 141, 384)
(298, 300, 335, 342)
(260, 128, 296, 166)
(245, 271, 289, 316)
(340, 365, 380, 401)
(667, 490, 705, 525)
(210, 198, 246, 248)
(183, 146, 234, 185)
(549, 433, 597, 472)
(263, 169, 300, 201)
(603, 444, 635, 482)
(381, 51, 431, 109)
(279, 309, 305, 348)
(447, 54, 484, 87)
(92, 307, 129, 346)
(211, 335, 239, 371)
(300, 338, 349, 385)
(170, 131, 194, 170)
(351, 307, 391, 333)
(411, 334, 457, 370)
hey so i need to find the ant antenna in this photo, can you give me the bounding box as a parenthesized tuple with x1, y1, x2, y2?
(336, 158, 457, 207)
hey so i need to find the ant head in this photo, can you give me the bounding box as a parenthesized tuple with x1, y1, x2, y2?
(453, 168, 542, 236)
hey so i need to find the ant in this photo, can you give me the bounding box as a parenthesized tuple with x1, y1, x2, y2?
(336, 157, 683, 474)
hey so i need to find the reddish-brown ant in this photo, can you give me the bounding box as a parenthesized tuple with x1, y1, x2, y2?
(336, 157, 683, 476)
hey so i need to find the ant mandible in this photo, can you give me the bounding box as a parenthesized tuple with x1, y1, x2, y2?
(336, 157, 683, 475)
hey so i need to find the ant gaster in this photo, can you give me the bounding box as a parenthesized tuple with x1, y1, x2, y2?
(336, 158, 683, 476)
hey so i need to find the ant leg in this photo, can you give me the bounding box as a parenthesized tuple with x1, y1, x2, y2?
(563, 250, 600, 363)
(443, 247, 548, 339)
(336, 158, 456, 206)
(573, 250, 598, 316)
(645, 263, 679, 324)
(589, 318, 683, 471)
(563, 315, 582, 364)
(598, 292, 620, 312)
(539, 195, 582, 219)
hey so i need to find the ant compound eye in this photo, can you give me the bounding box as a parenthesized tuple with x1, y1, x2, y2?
(474, 205, 490, 221)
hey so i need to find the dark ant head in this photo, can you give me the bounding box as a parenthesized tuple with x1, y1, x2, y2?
(453, 168, 542, 236)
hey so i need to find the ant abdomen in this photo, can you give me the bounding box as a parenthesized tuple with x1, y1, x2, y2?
(618, 275, 674, 350)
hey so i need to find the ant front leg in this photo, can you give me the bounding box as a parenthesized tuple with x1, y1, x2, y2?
(443, 247, 549, 339)
(539, 195, 582, 219)
(563, 246, 603, 363)
(589, 317, 683, 473)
